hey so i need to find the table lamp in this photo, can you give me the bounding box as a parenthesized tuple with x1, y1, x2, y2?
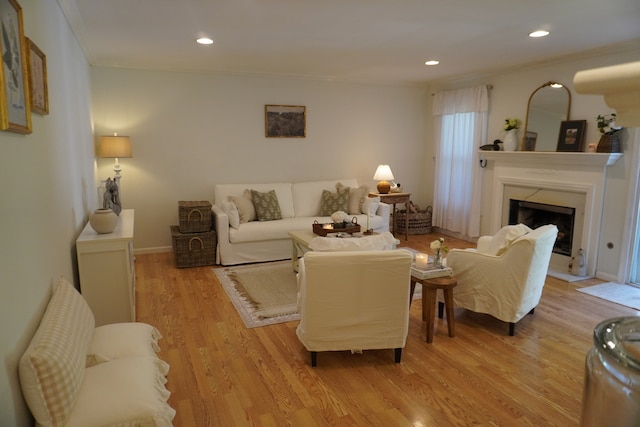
(100, 134, 132, 179)
(373, 164, 394, 194)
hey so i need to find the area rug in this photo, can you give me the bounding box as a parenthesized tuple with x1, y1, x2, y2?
(214, 260, 423, 328)
(577, 282, 640, 311)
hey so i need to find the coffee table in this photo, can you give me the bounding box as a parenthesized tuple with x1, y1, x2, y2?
(288, 229, 317, 272)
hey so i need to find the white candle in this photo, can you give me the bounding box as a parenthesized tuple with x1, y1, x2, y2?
(366, 208, 371, 231)
(415, 253, 429, 269)
(323, 224, 333, 230)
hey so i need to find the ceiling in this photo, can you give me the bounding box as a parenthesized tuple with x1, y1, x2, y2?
(59, 0, 640, 85)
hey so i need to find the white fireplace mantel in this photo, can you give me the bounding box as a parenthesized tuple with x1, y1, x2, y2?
(480, 151, 622, 167)
(482, 150, 623, 278)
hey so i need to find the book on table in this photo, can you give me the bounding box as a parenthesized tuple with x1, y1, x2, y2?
(411, 263, 453, 280)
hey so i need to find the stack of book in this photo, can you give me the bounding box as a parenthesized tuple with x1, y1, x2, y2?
(411, 263, 453, 280)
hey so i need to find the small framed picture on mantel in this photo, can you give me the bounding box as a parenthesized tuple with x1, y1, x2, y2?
(556, 120, 586, 152)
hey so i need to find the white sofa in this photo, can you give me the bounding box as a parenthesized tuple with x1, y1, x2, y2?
(213, 178, 390, 265)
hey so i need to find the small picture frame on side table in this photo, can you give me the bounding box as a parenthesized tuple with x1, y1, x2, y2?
(556, 120, 586, 152)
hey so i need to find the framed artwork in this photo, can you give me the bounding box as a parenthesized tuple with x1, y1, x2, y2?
(556, 120, 586, 152)
(265, 105, 306, 138)
(26, 37, 47, 115)
(524, 131, 538, 151)
(0, 0, 31, 133)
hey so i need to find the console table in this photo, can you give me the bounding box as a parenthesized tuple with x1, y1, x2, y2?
(370, 192, 411, 240)
(76, 209, 135, 326)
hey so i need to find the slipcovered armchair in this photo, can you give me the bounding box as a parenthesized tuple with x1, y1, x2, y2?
(445, 224, 558, 336)
(296, 250, 413, 367)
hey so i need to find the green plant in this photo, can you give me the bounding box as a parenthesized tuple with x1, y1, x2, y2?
(597, 113, 622, 135)
(504, 118, 520, 131)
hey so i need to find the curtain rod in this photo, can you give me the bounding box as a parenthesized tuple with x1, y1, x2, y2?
(432, 85, 493, 96)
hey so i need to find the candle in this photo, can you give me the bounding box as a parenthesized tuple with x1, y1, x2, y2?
(366, 208, 371, 231)
(323, 224, 333, 230)
(415, 253, 429, 270)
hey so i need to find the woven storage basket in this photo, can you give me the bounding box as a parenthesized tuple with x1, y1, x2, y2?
(171, 226, 216, 268)
(178, 201, 212, 233)
(395, 206, 433, 235)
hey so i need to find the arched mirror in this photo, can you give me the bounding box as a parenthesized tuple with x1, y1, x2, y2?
(523, 81, 571, 151)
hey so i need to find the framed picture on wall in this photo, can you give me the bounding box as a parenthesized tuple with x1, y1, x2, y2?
(265, 105, 306, 138)
(556, 120, 586, 152)
(0, 0, 31, 133)
(26, 37, 48, 115)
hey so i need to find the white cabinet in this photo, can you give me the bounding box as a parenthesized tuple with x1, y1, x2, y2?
(76, 209, 135, 326)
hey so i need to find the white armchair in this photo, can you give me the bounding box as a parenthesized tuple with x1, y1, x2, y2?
(445, 224, 558, 336)
(296, 250, 413, 366)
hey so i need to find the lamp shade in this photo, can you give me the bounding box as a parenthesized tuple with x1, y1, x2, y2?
(100, 135, 132, 158)
(373, 164, 394, 181)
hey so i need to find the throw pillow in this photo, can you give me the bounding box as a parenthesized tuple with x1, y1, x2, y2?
(221, 199, 240, 229)
(485, 224, 532, 256)
(336, 182, 368, 215)
(229, 189, 256, 223)
(319, 186, 350, 216)
(251, 189, 283, 221)
(362, 196, 381, 216)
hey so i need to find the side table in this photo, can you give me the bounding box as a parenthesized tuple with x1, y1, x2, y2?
(369, 192, 411, 240)
(410, 275, 457, 343)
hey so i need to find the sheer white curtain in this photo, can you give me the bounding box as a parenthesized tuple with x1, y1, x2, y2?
(432, 86, 488, 238)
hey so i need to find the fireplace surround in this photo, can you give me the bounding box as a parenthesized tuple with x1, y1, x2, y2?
(482, 151, 622, 277)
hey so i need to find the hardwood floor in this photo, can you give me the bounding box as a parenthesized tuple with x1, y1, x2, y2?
(135, 233, 637, 426)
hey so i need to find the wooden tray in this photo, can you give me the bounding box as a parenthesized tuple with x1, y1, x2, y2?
(312, 222, 361, 236)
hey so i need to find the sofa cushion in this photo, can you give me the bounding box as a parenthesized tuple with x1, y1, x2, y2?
(362, 196, 381, 215)
(319, 187, 350, 216)
(292, 179, 359, 217)
(221, 198, 240, 229)
(87, 323, 162, 367)
(19, 276, 96, 427)
(64, 357, 176, 427)
(483, 224, 532, 256)
(229, 189, 256, 223)
(336, 182, 369, 215)
(215, 183, 294, 218)
(252, 189, 283, 221)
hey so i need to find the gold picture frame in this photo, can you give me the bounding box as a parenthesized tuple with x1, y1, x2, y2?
(0, 0, 31, 133)
(265, 105, 306, 138)
(26, 37, 47, 115)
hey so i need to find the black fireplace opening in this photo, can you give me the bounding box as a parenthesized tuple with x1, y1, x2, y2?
(508, 199, 575, 256)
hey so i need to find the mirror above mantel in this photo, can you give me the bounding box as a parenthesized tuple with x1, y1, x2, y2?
(523, 81, 571, 151)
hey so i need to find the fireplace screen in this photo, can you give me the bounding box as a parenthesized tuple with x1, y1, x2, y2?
(508, 199, 574, 256)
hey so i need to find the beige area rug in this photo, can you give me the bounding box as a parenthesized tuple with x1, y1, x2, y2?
(577, 282, 640, 311)
(214, 260, 423, 328)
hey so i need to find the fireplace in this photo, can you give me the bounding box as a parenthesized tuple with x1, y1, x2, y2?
(508, 200, 575, 256)
(482, 151, 622, 278)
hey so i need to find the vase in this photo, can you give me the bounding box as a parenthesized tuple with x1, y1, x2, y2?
(503, 129, 518, 151)
(89, 208, 118, 234)
(433, 249, 442, 268)
(596, 133, 621, 153)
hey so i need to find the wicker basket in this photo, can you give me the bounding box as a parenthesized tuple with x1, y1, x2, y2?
(178, 201, 212, 233)
(395, 206, 433, 235)
(171, 225, 216, 268)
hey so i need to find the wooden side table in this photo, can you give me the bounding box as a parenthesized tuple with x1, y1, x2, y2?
(369, 192, 411, 240)
(410, 275, 457, 343)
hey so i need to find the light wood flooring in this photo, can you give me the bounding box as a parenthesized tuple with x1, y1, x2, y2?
(135, 232, 637, 426)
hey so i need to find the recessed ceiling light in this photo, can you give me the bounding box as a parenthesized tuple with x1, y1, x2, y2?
(425, 60, 440, 66)
(529, 30, 549, 38)
(196, 37, 214, 45)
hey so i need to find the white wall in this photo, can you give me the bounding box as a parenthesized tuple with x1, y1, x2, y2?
(91, 68, 430, 251)
(0, 1, 95, 425)
(425, 44, 640, 279)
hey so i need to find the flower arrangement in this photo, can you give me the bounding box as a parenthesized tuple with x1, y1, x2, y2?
(597, 113, 622, 135)
(504, 118, 520, 131)
(430, 237, 449, 267)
